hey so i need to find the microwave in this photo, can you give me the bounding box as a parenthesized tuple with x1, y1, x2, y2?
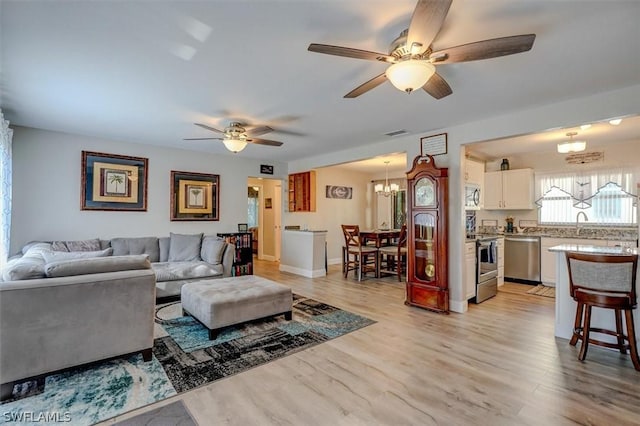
(465, 184, 481, 210)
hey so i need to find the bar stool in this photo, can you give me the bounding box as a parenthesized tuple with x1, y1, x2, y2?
(341, 225, 378, 281)
(378, 224, 407, 281)
(565, 251, 639, 371)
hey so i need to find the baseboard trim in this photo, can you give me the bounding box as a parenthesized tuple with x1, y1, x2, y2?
(449, 299, 467, 313)
(278, 264, 326, 278)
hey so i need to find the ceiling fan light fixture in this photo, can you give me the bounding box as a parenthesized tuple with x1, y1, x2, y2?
(385, 60, 435, 93)
(557, 132, 586, 154)
(222, 138, 248, 153)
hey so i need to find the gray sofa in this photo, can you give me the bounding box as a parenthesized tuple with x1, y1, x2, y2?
(0, 253, 156, 400)
(2, 233, 236, 299)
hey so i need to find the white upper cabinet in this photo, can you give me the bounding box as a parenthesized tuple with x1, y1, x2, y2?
(464, 159, 485, 185)
(484, 168, 534, 210)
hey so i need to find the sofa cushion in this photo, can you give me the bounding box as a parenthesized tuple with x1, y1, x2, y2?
(200, 236, 227, 265)
(152, 261, 223, 282)
(42, 248, 113, 264)
(168, 233, 203, 262)
(51, 238, 101, 252)
(110, 237, 160, 263)
(1, 243, 51, 281)
(45, 255, 151, 278)
(159, 237, 170, 262)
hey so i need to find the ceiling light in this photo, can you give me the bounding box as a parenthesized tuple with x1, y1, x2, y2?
(375, 161, 399, 197)
(580, 124, 591, 130)
(557, 132, 586, 154)
(222, 137, 247, 153)
(609, 118, 622, 125)
(385, 60, 435, 94)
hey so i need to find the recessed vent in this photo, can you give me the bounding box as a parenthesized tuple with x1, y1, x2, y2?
(385, 129, 409, 137)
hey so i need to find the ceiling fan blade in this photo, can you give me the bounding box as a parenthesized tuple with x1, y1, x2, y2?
(247, 138, 283, 147)
(344, 73, 387, 98)
(183, 137, 223, 141)
(422, 72, 452, 99)
(194, 123, 224, 133)
(407, 0, 453, 54)
(429, 34, 536, 64)
(308, 43, 395, 63)
(246, 125, 273, 137)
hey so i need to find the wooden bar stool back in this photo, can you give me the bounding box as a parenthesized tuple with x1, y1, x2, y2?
(565, 251, 639, 371)
(341, 225, 378, 281)
(378, 224, 407, 281)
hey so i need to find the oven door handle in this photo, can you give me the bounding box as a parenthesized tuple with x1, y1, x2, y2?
(505, 237, 539, 243)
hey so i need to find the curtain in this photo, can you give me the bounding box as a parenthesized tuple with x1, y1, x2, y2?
(0, 109, 12, 268)
(535, 167, 639, 208)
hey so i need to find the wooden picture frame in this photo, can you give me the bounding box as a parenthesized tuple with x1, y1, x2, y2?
(81, 151, 148, 211)
(420, 133, 448, 157)
(170, 170, 219, 221)
(265, 198, 273, 209)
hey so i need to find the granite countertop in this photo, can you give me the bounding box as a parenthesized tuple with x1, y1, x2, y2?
(283, 229, 328, 233)
(477, 226, 638, 242)
(549, 244, 638, 255)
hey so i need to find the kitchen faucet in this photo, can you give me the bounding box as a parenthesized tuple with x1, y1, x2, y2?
(575, 211, 588, 235)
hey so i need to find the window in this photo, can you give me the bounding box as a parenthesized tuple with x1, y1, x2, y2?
(247, 186, 259, 228)
(536, 170, 638, 226)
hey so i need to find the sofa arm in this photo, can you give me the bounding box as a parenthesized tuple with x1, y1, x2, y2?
(221, 243, 235, 277)
(0, 269, 156, 385)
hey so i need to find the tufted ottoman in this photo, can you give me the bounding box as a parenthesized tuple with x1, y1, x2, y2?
(181, 275, 293, 339)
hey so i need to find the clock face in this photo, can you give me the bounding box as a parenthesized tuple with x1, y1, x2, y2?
(415, 178, 435, 207)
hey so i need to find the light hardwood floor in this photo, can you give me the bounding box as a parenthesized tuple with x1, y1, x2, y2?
(102, 260, 640, 425)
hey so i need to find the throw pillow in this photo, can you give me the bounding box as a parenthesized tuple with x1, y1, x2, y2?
(45, 255, 151, 278)
(1, 242, 51, 281)
(51, 238, 101, 252)
(168, 233, 203, 262)
(200, 236, 227, 265)
(42, 247, 113, 264)
(110, 237, 160, 263)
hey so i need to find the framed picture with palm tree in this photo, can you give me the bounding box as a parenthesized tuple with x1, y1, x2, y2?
(170, 170, 220, 221)
(81, 151, 148, 211)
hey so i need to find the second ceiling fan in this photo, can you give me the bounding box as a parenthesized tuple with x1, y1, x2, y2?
(308, 0, 536, 99)
(184, 122, 283, 153)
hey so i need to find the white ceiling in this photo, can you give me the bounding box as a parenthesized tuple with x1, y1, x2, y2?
(2, 1, 639, 169)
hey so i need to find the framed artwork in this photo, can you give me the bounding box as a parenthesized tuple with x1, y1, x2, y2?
(170, 170, 219, 221)
(326, 185, 352, 199)
(81, 151, 148, 211)
(265, 198, 273, 209)
(238, 223, 248, 232)
(420, 133, 448, 156)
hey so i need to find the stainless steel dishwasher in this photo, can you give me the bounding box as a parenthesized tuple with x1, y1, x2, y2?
(504, 235, 541, 284)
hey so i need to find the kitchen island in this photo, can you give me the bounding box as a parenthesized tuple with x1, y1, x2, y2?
(549, 244, 639, 342)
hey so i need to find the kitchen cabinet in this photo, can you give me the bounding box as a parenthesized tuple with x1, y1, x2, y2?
(540, 237, 609, 286)
(484, 168, 534, 210)
(464, 159, 484, 185)
(406, 155, 449, 313)
(288, 171, 316, 212)
(465, 242, 476, 300)
(497, 237, 505, 286)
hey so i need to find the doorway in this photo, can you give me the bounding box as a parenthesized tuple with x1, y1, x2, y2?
(247, 177, 282, 262)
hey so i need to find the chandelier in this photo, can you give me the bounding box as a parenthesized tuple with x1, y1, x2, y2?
(375, 161, 399, 197)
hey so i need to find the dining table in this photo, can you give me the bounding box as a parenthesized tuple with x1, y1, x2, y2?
(360, 229, 401, 248)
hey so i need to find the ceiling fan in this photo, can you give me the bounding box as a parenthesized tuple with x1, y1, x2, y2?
(184, 122, 284, 153)
(308, 0, 535, 99)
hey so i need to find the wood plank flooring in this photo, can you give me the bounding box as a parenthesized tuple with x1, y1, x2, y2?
(101, 260, 640, 425)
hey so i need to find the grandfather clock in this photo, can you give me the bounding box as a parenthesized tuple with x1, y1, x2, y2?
(406, 155, 449, 313)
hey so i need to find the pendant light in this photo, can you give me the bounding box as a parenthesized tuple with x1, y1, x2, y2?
(375, 161, 399, 197)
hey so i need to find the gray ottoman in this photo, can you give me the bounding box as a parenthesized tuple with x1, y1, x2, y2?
(181, 275, 293, 339)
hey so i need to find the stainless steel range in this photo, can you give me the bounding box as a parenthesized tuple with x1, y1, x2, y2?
(475, 237, 498, 303)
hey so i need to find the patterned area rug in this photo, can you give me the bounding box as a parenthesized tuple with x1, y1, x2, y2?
(527, 284, 556, 298)
(0, 294, 374, 426)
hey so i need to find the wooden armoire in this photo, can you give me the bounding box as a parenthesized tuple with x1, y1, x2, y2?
(405, 155, 449, 313)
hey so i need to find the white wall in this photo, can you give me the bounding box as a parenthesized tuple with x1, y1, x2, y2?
(284, 167, 371, 264)
(10, 126, 287, 252)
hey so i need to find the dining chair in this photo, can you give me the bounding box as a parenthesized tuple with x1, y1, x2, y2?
(341, 225, 379, 281)
(378, 224, 407, 281)
(565, 251, 639, 371)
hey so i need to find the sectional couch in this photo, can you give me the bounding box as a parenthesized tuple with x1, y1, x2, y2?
(0, 233, 236, 400)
